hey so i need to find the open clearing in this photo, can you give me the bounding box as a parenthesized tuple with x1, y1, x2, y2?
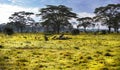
(0, 33, 120, 70)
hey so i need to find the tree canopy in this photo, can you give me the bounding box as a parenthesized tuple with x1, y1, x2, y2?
(8, 11, 34, 32)
(94, 4, 120, 33)
(38, 5, 77, 33)
(0, 4, 120, 33)
(77, 17, 93, 32)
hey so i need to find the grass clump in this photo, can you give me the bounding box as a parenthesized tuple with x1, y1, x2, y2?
(17, 59, 28, 62)
(3, 27, 14, 35)
(0, 45, 4, 48)
(104, 52, 112, 56)
(0, 33, 119, 70)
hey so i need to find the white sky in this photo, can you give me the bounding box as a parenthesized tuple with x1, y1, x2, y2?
(0, 4, 39, 23)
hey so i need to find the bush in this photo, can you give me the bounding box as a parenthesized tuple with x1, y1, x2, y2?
(0, 45, 4, 48)
(94, 31, 99, 35)
(3, 27, 14, 35)
(0, 29, 2, 32)
(71, 29, 80, 35)
(101, 30, 107, 34)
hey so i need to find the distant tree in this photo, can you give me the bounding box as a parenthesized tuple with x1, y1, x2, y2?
(38, 5, 77, 33)
(66, 23, 73, 32)
(77, 17, 93, 32)
(3, 27, 14, 35)
(112, 12, 120, 32)
(94, 4, 120, 33)
(9, 11, 34, 32)
(93, 16, 101, 32)
(71, 29, 80, 35)
(91, 23, 96, 31)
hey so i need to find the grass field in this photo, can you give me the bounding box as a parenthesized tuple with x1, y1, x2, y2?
(0, 33, 120, 70)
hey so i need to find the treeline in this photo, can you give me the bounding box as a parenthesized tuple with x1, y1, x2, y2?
(0, 4, 120, 34)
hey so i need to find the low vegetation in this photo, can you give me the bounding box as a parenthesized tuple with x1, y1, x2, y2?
(0, 33, 120, 70)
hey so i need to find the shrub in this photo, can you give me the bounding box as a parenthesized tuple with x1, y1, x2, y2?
(44, 35, 48, 41)
(94, 31, 99, 35)
(87, 56, 92, 60)
(104, 52, 112, 56)
(71, 29, 80, 35)
(0, 45, 4, 48)
(74, 46, 79, 49)
(0, 29, 2, 32)
(101, 30, 107, 34)
(3, 27, 14, 35)
(101, 67, 109, 70)
(17, 59, 28, 62)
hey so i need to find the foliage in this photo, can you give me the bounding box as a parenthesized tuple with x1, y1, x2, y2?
(94, 4, 120, 33)
(101, 30, 108, 34)
(0, 4, 119, 33)
(8, 11, 34, 32)
(71, 29, 80, 35)
(0, 45, 4, 48)
(3, 27, 14, 35)
(38, 5, 77, 33)
(77, 17, 93, 32)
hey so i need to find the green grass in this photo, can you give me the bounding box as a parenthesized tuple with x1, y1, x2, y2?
(0, 33, 120, 70)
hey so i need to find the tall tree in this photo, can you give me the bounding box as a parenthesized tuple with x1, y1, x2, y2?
(112, 12, 120, 32)
(38, 5, 77, 33)
(77, 17, 93, 32)
(94, 4, 120, 33)
(9, 11, 34, 32)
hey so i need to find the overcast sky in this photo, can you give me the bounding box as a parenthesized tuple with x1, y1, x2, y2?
(0, 0, 119, 24)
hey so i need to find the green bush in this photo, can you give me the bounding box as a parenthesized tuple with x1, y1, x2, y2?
(3, 27, 14, 35)
(0, 45, 4, 48)
(71, 29, 80, 35)
(101, 30, 107, 34)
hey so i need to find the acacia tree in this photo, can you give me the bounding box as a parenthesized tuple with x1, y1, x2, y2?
(112, 12, 120, 32)
(38, 5, 77, 33)
(94, 4, 120, 33)
(77, 17, 93, 32)
(9, 11, 34, 32)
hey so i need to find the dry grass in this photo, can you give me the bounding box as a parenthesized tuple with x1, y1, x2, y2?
(0, 33, 120, 70)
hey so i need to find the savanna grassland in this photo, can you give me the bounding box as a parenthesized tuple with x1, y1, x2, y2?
(0, 33, 120, 70)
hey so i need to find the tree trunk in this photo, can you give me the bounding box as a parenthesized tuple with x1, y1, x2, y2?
(56, 23, 60, 34)
(114, 27, 119, 33)
(20, 27, 23, 33)
(53, 26, 56, 34)
(56, 26, 60, 34)
(84, 27, 87, 33)
(17, 28, 19, 32)
(97, 25, 100, 32)
(114, 28, 116, 33)
(45, 26, 49, 33)
(108, 26, 111, 33)
(20, 26, 25, 33)
(32, 26, 34, 32)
